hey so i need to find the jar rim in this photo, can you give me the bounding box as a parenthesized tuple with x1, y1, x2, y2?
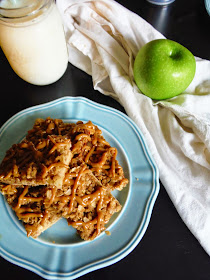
(0, 2, 34, 11)
(0, 0, 52, 20)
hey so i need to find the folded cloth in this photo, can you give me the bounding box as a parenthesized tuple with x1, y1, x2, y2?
(57, 0, 210, 255)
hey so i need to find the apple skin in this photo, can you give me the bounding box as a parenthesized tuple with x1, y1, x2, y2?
(133, 39, 196, 100)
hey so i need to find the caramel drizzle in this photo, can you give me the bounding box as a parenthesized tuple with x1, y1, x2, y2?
(46, 122, 55, 134)
(85, 147, 117, 176)
(14, 186, 44, 219)
(2, 135, 70, 180)
(75, 134, 91, 142)
(95, 187, 105, 236)
(72, 121, 95, 134)
(63, 169, 83, 188)
(41, 162, 69, 178)
(47, 135, 70, 155)
(75, 188, 101, 207)
(71, 134, 91, 154)
(36, 140, 48, 150)
(45, 186, 57, 207)
(40, 210, 49, 226)
(3, 170, 13, 180)
(91, 129, 102, 146)
(97, 138, 110, 147)
(44, 186, 103, 210)
(84, 146, 95, 163)
(74, 122, 117, 177)
(35, 135, 70, 154)
(39, 118, 65, 136)
(110, 148, 117, 177)
(68, 164, 87, 213)
(13, 186, 56, 221)
(14, 186, 29, 211)
(69, 187, 105, 238)
(1, 184, 17, 195)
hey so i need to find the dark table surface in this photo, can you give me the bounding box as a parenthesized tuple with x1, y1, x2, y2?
(0, 0, 210, 279)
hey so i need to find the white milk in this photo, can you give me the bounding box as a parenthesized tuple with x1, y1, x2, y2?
(0, 0, 68, 85)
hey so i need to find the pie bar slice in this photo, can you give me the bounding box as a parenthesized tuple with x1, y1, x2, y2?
(61, 163, 122, 240)
(67, 192, 121, 241)
(85, 145, 129, 191)
(69, 120, 129, 191)
(0, 184, 62, 238)
(0, 135, 72, 188)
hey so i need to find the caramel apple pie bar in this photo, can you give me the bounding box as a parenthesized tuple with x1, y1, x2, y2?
(62, 163, 121, 240)
(0, 135, 72, 188)
(0, 183, 63, 238)
(0, 118, 128, 241)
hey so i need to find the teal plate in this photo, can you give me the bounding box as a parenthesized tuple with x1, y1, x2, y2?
(205, 0, 210, 15)
(0, 97, 159, 279)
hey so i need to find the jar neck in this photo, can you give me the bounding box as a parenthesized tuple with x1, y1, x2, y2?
(0, 0, 54, 26)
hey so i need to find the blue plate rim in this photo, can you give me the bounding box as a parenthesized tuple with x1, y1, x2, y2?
(0, 96, 160, 279)
(205, 0, 210, 15)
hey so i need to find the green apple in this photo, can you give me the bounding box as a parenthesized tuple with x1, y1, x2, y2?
(133, 39, 196, 100)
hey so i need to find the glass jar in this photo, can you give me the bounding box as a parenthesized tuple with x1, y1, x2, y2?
(146, 0, 175, 5)
(0, 0, 68, 86)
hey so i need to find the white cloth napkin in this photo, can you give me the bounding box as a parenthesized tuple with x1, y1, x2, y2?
(57, 0, 210, 255)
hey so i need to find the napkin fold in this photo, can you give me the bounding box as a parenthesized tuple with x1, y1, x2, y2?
(57, 0, 210, 255)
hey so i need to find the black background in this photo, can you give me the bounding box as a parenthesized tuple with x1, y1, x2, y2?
(0, 0, 210, 279)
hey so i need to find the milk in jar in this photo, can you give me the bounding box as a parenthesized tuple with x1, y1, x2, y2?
(0, 0, 68, 85)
